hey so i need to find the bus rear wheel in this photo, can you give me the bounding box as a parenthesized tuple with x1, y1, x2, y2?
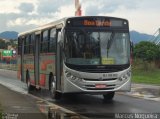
(26, 71, 35, 93)
(103, 92, 115, 101)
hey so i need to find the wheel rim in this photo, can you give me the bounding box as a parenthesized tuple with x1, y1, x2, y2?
(51, 82, 55, 95)
(27, 80, 30, 87)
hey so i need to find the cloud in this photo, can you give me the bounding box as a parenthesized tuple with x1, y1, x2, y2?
(84, 0, 139, 15)
(2, 0, 75, 32)
(0, 0, 37, 14)
(18, 3, 35, 13)
(0, 1, 19, 14)
(37, 0, 73, 14)
(0, 0, 160, 34)
(57, 4, 75, 18)
(7, 18, 27, 27)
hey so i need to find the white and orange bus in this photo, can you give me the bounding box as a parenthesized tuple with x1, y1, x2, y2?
(17, 16, 131, 100)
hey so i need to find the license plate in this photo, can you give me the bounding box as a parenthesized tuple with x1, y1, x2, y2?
(95, 84, 106, 88)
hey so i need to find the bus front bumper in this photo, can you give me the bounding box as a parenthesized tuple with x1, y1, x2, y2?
(63, 76, 131, 94)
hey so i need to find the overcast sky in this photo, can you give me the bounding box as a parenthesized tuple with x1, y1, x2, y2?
(0, 0, 160, 34)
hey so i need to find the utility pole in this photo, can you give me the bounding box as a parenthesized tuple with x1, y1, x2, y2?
(75, 0, 82, 16)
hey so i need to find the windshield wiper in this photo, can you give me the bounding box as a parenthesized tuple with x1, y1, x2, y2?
(107, 32, 115, 57)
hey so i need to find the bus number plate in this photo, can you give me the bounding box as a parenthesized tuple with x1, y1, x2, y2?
(95, 84, 106, 88)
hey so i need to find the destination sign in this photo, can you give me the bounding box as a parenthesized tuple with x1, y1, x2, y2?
(66, 17, 128, 28)
(83, 20, 111, 27)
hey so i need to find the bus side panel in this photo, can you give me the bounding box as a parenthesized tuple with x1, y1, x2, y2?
(23, 55, 35, 85)
(39, 53, 56, 89)
(17, 55, 22, 80)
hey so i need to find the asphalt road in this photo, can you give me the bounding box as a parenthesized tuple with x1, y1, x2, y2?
(35, 90, 160, 116)
(0, 69, 160, 119)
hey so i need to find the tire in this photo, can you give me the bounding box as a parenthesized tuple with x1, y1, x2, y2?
(26, 71, 35, 93)
(50, 75, 62, 100)
(103, 92, 115, 101)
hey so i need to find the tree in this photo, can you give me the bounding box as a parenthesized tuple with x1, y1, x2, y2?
(0, 38, 17, 49)
(0, 39, 7, 49)
(134, 41, 160, 70)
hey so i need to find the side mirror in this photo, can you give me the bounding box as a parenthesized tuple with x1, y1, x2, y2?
(130, 41, 133, 53)
(130, 41, 134, 64)
(57, 31, 62, 42)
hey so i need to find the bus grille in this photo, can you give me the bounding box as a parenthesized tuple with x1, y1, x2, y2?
(83, 78, 117, 81)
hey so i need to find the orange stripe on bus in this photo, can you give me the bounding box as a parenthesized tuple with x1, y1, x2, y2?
(17, 65, 21, 80)
(41, 60, 54, 70)
(41, 63, 46, 70)
(40, 74, 46, 86)
(17, 71, 21, 80)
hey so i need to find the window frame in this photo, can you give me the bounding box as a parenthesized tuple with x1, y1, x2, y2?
(49, 28, 57, 53)
(41, 30, 49, 53)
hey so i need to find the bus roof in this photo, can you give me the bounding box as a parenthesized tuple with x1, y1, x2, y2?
(18, 16, 128, 37)
(18, 17, 67, 37)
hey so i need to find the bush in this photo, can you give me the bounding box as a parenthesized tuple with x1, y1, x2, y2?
(134, 41, 160, 70)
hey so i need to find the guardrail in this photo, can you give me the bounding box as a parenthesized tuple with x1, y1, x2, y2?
(0, 63, 17, 71)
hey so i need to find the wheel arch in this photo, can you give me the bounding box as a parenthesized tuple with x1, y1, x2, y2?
(49, 72, 54, 90)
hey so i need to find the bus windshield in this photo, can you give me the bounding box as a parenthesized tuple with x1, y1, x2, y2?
(64, 29, 130, 65)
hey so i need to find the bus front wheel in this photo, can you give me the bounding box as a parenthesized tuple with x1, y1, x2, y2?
(50, 76, 62, 100)
(103, 92, 115, 101)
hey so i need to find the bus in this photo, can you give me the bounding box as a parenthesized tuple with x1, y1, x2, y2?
(17, 16, 132, 100)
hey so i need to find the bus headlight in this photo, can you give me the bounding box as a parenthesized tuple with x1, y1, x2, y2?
(118, 75, 127, 81)
(66, 72, 71, 78)
(123, 75, 128, 80)
(71, 76, 76, 81)
(119, 77, 123, 81)
(119, 70, 131, 82)
(65, 70, 83, 82)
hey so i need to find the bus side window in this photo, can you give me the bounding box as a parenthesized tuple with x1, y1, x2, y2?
(25, 35, 30, 54)
(49, 28, 56, 53)
(41, 30, 49, 53)
(30, 34, 34, 54)
(18, 37, 22, 55)
(24, 36, 27, 54)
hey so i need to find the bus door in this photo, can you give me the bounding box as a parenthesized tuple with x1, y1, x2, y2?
(56, 29, 63, 91)
(34, 32, 40, 86)
(21, 37, 25, 82)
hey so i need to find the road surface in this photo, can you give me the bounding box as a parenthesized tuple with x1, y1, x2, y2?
(0, 69, 160, 119)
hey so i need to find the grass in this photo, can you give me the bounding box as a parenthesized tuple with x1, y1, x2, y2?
(132, 59, 160, 85)
(132, 68, 160, 85)
(0, 103, 2, 119)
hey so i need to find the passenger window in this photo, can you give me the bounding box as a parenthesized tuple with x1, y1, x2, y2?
(30, 34, 34, 54)
(41, 30, 49, 53)
(18, 37, 22, 55)
(49, 28, 56, 52)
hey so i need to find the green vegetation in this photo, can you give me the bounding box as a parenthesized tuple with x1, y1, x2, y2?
(0, 39, 7, 49)
(0, 103, 2, 119)
(132, 68, 160, 85)
(134, 41, 160, 63)
(132, 58, 160, 85)
(132, 41, 160, 85)
(0, 38, 17, 49)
